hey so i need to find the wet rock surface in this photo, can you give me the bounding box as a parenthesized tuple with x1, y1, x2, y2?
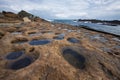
(0, 11, 120, 80)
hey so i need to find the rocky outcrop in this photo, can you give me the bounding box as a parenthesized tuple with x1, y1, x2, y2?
(18, 10, 46, 22)
(18, 10, 34, 20)
(0, 10, 47, 23)
(2, 11, 18, 18)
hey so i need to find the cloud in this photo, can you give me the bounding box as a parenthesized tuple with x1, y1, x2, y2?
(0, 0, 120, 20)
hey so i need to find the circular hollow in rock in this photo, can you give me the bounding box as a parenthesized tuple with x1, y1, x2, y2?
(11, 38, 28, 44)
(53, 33, 65, 40)
(0, 33, 4, 39)
(53, 36, 64, 40)
(10, 57, 32, 70)
(28, 32, 36, 35)
(29, 39, 51, 45)
(62, 48, 85, 69)
(6, 51, 24, 60)
(11, 31, 22, 35)
(67, 38, 79, 43)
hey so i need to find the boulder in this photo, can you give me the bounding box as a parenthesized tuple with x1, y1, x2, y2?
(23, 17, 31, 22)
(18, 10, 34, 20)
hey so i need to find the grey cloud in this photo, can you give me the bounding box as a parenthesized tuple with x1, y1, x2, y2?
(0, 0, 120, 20)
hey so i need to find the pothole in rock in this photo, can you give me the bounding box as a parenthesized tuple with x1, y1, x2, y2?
(9, 57, 32, 70)
(67, 30, 77, 33)
(28, 32, 42, 36)
(53, 33, 65, 40)
(62, 48, 85, 69)
(41, 31, 53, 34)
(112, 38, 120, 42)
(67, 38, 79, 43)
(55, 33, 61, 35)
(7, 51, 40, 70)
(11, 38, 28, 44)
(29, 39, 51, 45)
(11, 31, 22, 35)
(0, 31, 5, 39)
(6, 51, 24, 60)
(89, 34, 108, 43)
(113, 45, 120, 49)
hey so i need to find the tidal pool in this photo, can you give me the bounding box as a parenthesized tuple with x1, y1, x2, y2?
(10, 57, 32, 70)
(29, 39, 51, 45)
(6, 51, 24, 60)
(67, 38, 79, 43)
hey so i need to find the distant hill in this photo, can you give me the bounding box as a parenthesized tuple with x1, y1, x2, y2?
(78, 19, 120, 26)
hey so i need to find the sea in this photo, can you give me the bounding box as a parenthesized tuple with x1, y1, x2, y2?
(52, 19, 120, 36)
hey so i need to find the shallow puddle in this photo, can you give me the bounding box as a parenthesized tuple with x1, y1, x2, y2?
(6, 51, 24, 60)
(53, 33, 65, 40)
(62, 48, 85, 69)
(10, 57, 32, 70)
(67, 38, 79, 43)
(29, 39, 51, 45)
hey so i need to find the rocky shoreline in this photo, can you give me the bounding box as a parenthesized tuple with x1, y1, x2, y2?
(0, 11, 120, 80)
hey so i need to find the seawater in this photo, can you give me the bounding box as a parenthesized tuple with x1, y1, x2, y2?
(53, 20, 120, 36)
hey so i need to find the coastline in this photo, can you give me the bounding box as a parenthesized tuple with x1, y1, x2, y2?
(0, 11, 120, 80)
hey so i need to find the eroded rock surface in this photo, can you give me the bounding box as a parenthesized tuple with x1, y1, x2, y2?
(0, 11, 120, 80)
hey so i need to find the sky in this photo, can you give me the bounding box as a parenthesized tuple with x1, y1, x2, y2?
(0, 0, 120, 20)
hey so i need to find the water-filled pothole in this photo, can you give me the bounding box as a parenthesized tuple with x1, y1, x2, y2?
(41, 31, 53, 34)
(6, 51, 24, 60)
(29, 39, 51, 45)
(53, 36, 64, 40)
(9, 57, 32, 70)
(62, 48, 85, 69)
(67, 38, 79, 43)
(7, 49, 40, 70)
(11, 38, 28, 44)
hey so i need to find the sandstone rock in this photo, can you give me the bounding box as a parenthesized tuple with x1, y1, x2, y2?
(23, 17, 31, 22)
(0, 11, 120, 80)
(2, 11, 18, 18)
(18, 10, 34, 20)
(34, 16, 46, 22)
